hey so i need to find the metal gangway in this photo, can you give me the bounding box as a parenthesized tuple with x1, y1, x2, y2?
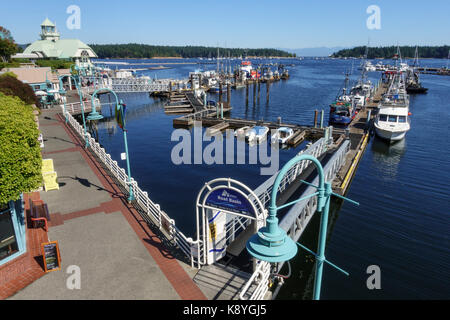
(80, 76, 190, 94)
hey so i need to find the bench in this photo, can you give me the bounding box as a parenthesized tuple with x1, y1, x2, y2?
(29, 198, 50, 232)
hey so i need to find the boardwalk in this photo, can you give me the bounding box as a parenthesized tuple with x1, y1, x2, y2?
(7, 108, 206, 300)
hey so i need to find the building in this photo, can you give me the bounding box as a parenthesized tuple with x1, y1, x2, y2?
(3, 67, 63, 105)
(0, 197, 26, 267)
(18, 18, 97, 71)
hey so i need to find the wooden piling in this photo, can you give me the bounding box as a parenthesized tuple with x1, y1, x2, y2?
(227, 83, 231, 104)
(246, 81, 249, 106)
(314, 110, 318, 128)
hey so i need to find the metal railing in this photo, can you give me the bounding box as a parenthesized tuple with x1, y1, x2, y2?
(62, 106, 199, 264)
(239, 138, 351, 301)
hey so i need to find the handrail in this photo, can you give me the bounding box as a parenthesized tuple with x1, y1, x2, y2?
(62, 105, 201, 265)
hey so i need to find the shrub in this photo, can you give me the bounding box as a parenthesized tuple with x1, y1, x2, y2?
(0, 74, 40, 107)
(0, 93, 42, 204)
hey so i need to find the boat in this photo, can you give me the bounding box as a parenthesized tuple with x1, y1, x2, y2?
(405, 47, 428, 94)
(374, 72, 411, 142)
(271, 127, 294, 145)
(245, 126, 269, 143)
(234, 126, 252, 138)
(329, 72, 357, 125)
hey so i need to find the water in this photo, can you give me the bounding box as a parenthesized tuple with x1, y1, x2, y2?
(92, 57, 449, 299)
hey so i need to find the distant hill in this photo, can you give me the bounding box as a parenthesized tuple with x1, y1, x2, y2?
(332, 46, 450, 59)
(88, 44, 295, 59)
(282, 47, 345, 57)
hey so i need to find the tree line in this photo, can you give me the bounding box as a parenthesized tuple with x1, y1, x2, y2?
(89, 44, 295, 59)
(332, 46, 450, 59)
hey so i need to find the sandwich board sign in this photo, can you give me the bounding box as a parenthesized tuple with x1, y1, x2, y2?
(41, 241, 62, 273)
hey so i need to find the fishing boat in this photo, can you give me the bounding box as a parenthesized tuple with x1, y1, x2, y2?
(374, 72, 411, 142)
(329, 73, 357, 125)
(271, 127, 294, 145)
(406, 47, 428, 94)
(245, 126, 269, 143)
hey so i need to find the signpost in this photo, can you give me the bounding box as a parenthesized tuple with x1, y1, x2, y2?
(41, 241, 61, 273)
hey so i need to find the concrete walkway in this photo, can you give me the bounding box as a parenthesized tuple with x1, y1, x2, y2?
(9, 108, 206, 300)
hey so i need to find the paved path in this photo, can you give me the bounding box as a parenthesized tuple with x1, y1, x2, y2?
(9, 108, 206, 300)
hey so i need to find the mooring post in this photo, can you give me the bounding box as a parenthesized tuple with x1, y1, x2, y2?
(314, 110, 318, 128)
(221, 102, 224, 119)
(253, 79, 257, 105)
(266, 81, 270, 104)
(320, 110, 324, 129)
(219, 82, 223, 103)
(278, 117, 282, 126)
(227, 82, 231, 105)
(246, 81, 249, 106)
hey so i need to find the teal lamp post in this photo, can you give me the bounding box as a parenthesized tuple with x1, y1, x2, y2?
(246, 154, 359, 300)
(91, 89, 134, 202)
(59, 74, 89, 146)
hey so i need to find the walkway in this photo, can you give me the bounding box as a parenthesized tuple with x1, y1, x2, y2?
(7, 107, 206, 300)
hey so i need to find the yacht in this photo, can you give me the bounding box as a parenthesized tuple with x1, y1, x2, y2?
(374, 73, 411, 142)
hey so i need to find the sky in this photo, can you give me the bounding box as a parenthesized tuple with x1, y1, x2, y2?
(2, 0, 449, 49)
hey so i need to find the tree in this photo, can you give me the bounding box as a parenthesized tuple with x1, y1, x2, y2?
(0, 93, 42, 204)
(0, 26, 18, 62)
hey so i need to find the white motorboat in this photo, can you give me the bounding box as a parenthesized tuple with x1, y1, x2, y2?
(374, 106, 410, 142)
(234, 126, 252, 138)
(374, 73, 411, 142)
(271, 127, 294, 145)
(245, 126, 269, 143)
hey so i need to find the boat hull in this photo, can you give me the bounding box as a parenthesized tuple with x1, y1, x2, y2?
(374, 127, 407, 142)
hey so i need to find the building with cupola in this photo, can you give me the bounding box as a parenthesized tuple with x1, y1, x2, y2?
(20, 18, 97, 70)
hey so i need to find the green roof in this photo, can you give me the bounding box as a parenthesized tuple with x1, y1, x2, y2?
(23, 39, 97, 59)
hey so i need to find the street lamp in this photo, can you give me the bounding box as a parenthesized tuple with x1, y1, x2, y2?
(91, 88, 135, 202)
(58, 74, 89, 147)
(246, 154, 359, 300)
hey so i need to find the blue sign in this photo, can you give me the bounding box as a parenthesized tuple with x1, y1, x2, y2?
(205, 188, 255, 218)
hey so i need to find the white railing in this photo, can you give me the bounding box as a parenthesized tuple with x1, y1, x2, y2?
(64, 101, 93, 114)
(62, 106, 199, 263)
(239, 261, 271, 300)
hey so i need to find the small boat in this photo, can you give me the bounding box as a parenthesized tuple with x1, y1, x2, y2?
(234, 126, 252, 138)
(245, 126, 269, 143)
(271, 127, 294, 145)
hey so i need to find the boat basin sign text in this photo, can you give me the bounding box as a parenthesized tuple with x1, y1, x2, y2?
(205, 188, 254, 218)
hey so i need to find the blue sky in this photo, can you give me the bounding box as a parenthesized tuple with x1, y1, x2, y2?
(2, 0, 449, 48)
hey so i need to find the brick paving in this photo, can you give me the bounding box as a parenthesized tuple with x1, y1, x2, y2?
(3, 108, 206, 300)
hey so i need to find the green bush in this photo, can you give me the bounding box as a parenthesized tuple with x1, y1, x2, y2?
(36, 59, 73, 70)
(0, 74, 40, 107)
(0, 93, 42, 204)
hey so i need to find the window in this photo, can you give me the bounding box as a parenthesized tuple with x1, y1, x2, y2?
(0, 208, 19, 261)
(398, 116, 407, 123)
(379, 114, 388, 121)
(388, 115, 397, 122)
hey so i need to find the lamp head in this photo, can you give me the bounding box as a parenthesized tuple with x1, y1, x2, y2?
(246, 216, 297, 263)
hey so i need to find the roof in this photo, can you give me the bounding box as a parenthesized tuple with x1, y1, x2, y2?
(41, 18, 55, 27)
(23, 39, 97, 59)
(4, 67, 59, 84)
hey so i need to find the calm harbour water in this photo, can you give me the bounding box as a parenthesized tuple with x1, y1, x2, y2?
(93, 57, 449, 299)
